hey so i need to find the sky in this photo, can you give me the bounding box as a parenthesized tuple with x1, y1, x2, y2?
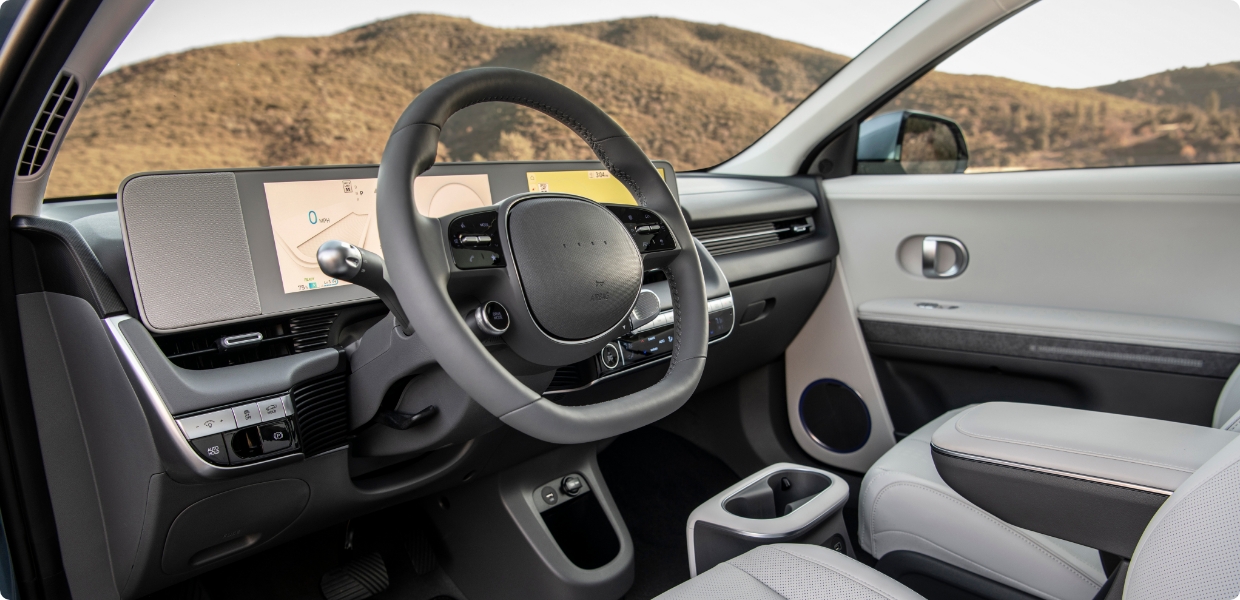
(105, 0, 1240, 90)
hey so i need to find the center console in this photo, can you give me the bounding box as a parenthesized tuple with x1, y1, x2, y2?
(686, 463, 851, 577)
(931, 402, 1237, 557)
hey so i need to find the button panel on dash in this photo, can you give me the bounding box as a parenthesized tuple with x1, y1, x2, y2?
(178, 409, 238, 440)
(176, 394, 299, 466)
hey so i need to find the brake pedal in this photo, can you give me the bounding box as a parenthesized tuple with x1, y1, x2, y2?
(321, 552, 389, 600)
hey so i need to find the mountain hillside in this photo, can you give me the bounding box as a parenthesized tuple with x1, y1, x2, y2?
(49, 15, 846, 197)
(876, 67, 1240, 171)
(1097, 61, 1240, 111)
(47, 15, 1240, 196)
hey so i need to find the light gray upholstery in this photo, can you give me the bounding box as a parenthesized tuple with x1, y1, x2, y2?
(860, 364, 1240, 599)
(656, 544, 924, 600)
(1125, 433, 1240, 599)
(931, 402, 1235, 494)
(859, 408, 1107, 600)
(1213, 365, 1240, 430)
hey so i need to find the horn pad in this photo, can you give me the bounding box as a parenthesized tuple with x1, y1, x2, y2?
(507, 197, 643, 341)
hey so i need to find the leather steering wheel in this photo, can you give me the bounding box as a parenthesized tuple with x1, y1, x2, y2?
(376, 68, 708, 444)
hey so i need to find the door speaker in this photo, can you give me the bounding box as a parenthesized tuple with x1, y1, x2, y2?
(799, 379, 870, 453)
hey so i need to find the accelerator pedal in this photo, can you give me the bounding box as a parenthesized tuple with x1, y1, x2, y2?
(321, 552, 389, 600)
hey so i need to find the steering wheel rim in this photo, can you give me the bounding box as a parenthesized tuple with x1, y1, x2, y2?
(376, 68, 708, 444)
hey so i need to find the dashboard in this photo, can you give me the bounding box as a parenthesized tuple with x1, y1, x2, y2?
(118, 160, 677, 333)
(23, 160, 835, 596)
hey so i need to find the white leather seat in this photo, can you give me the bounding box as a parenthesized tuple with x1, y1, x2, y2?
(660, 432, 1240, 599)
(858, 365, 1240, 600)
(656, 544, 923, 600)
(859, 408, 1107, 600)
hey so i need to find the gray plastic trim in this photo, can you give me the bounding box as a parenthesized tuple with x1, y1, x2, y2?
(104, 315, 305, 481)
(686, 462, 848, 576)
(931, 445, 1172, 496)
(677, 176, 817, 228)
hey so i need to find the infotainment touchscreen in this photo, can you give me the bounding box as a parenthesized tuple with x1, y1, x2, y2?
(263, 177, 382, 294)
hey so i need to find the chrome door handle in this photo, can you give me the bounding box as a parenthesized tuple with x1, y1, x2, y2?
(922, 236, 968, 278)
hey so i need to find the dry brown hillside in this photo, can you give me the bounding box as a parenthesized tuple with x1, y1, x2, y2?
(49, 15, 846, 197)
(47, 14, 1240, 197)
(879, 68, 1240, 171)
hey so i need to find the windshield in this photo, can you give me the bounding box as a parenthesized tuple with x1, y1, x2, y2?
(46, 0, 926, 198)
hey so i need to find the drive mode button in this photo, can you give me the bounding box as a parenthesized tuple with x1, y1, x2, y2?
(177, 409, 238, 439)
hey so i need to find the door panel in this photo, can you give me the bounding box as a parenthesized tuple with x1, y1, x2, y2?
(822, 163, 1240, 437)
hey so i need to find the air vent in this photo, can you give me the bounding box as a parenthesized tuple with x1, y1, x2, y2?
(291, 373, 349, 456)
(290, 312, 336, 352)
(693, 216, 814, 256)
(546, 361, 596, 394)
(156, 310, 339, 370)
(18, 73, 78, 177)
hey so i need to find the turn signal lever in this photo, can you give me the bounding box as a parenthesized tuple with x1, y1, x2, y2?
(316, 240, 413, 335)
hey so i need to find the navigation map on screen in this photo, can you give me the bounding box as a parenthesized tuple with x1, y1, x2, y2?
(264, 178, 381, 294)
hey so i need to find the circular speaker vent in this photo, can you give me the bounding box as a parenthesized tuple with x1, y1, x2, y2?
(799, 379, 870, 453)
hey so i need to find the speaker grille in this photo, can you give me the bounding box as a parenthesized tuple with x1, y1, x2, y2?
(120, 172, 261, 330)
(291, 373, 350, 456)
(799, 379, 870, 453)
(18, 73, 78, 177)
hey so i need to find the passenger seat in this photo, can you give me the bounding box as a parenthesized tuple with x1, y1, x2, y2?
(858, 366, 1240, 600)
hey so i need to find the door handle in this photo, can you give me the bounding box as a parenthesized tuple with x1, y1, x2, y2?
(922, 236, 969, 278)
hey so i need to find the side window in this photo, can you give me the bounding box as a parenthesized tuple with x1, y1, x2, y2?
(858, 0, 1240, 174)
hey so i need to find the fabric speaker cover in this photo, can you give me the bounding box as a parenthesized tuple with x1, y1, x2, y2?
(120, 172, 261, 331)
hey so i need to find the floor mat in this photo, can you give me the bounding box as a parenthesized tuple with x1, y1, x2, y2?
(598, 427, 741, 600)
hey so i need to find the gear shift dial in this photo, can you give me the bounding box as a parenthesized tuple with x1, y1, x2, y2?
(317, 240, 412, 335)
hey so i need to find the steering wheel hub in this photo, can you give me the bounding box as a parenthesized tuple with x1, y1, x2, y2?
(507, 196, 642, 340)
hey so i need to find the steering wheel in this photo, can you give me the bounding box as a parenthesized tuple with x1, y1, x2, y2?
(375, 68, 708, 444)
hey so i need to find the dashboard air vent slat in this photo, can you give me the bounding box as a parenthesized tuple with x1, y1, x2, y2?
(157, 309, 338, 369)
(290, 312, 337, 353)
(291, 373, 349, 456)
(692, 216, 815, 256)
(18, 73, 78, 177)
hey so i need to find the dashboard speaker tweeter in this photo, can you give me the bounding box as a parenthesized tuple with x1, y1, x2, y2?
(799, 379, 870, 453)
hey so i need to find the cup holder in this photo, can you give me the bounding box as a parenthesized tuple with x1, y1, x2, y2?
(723, 470, 831, 519)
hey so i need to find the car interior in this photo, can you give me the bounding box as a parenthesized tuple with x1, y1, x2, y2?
(1, 0, 1239, 599)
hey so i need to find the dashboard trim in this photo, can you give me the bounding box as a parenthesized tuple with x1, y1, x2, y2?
(104, 314, 304, 481)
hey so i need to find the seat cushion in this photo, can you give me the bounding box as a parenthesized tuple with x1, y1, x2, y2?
(657, 544, 925, 600)
(859, 408, 1107, 600)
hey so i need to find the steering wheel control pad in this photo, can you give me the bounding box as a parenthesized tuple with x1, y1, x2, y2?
(507, 196, 642, 341)
(448, 211, 505, 269)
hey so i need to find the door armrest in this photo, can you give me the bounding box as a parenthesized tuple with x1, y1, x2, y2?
(930, 402, 1235, 557)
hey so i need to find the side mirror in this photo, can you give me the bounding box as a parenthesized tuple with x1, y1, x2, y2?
(856, 110, 968, 174)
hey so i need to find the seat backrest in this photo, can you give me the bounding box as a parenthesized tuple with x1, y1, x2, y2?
(1124, 433, 1240, 599)
(1213, 365, 1240, 430)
